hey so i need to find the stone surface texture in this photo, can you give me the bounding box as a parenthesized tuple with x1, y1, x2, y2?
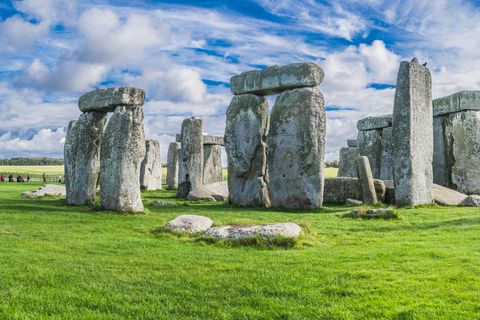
(153, 201, 176, 206)
(357, 129, 382, 179)
(383, 180, 396, 204)
(176, 117, 203, 198)
(78, 87, 145, 113)
(380, 127, 394, 181)
(460, 195, 480, 207)
(357, 115, 392, 131)
(337, 147, 357, 178)
(355, 156, 377, 205)
(203, 145, 223, 185)
(99, 105, 146, 212)
(64, 111, 107, 205)
(203, 223, 301, 240)
(165, 215, 212, 233)
(347, 139, 357, 147)
(140, 139, 162, 191)
(433, 115, 454, 188)
(433, 91, 480, 116)
(64, 119, 77, 198)
(176, 134, 182, 142)
(166, 142, 181, 189)
(267, 87, 326, 209)
(392, 58, 434, 206)
(187, 181, 229, 202)
(203, 135, 225, 145)
(225, 94, 270, 207)
(323, 177, 385, 204)
(346, 198, 363, 206)
(230, 62, 324, 96)
(432, 184, 467, 206)
(21, 185, 66, 197)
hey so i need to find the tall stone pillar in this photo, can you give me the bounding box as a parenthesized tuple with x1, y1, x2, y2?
(140, 139, 162, 190)
(166, 142, 181, 189)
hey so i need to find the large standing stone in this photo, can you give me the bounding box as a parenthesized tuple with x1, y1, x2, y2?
(450, 111, 480, 195)
(78, 87, 145, 112)
(203, 144, 223, 185)
(225, 94, 270, 207)
(230, 62, 324, 96)
(355, 156, 377, 205)
(392, 58, 434, 206)
(166, 142, 181, 189)
(337, 147, 357, 178)
(432, 115, 454, 188)
(140, 139, 162, 191)
(100, 105, 146, 212)
(64, 112, 107, 205)
(64, 119, 77, 197)
(267, 87, 326, 209)
(357, 129, 382, 179)
(380, 127, 394, 180)
(176, 117, 203, 198)
(357, 115, 392, 131)
(433, 91, 480, 116)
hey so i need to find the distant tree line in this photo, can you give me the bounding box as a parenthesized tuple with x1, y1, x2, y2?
(325, 160, 339, 168)
(0, 157, 64, 166)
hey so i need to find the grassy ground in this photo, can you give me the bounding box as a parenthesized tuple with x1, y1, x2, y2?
(1, 181, 480, 319)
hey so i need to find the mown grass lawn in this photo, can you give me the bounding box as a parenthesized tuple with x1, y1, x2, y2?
(1, 181, 479, 319)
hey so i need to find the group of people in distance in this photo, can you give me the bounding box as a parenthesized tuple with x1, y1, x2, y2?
(0, 173, 63, 183)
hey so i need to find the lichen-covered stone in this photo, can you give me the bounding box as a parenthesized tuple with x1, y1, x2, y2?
(347, 139, 357, 147)
(78, 87, 145, 112)
(433, 184, 467, 206)
(433, 91, 480, 116)
(166, 142, 181, 189)
(355, 156, 377, 205)
(460, 195, 480, 207)
(225, 94, 270, 207)
(203, 145, 223, 185)
(323, 177, 384, 204)
(176, 134, 182, 142)
(176, 117, 203, 198)
(230, 62, 324, 96)
(203, 135, 224, 145)
(380, 127, 393, 180)
(346, 198, 362, 206)
(64, 112, 107, 205)
(21, 184, 66, 197)
(357, 129, 382, 179)
(267, 87, 326, 209)
(337, 147, 357, 178)
(187, 181, 229, 202)
(203, 223, 301, 240)
(140, 139, 162, 191)
(99, 105, 146, 212)
(392, 58, 434, 206)
(433, 115, 454, 188)
(357, 115, 392, 131)
(165, 215, 212, 233)
(64, 120, 77, 197)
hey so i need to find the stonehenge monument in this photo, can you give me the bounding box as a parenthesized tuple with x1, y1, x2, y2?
(167, 142, 181, 189)
(140, 139, 162, 191)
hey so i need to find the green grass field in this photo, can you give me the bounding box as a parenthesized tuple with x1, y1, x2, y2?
(1, 180, 480, 319)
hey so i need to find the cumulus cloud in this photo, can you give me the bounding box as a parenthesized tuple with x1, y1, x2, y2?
(0, 16, 50, 49)
(0, 128, 66, 158)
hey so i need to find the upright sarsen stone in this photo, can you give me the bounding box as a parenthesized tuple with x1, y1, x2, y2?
(203, 144, 223, 185)
(355, 156, 377, 205)
(433, 115, 454, 188)
(64, 119, 77, 197)
(166, 142, 181, 189)
(337, 147, 357, 178)
(176, 117, 203, 198)
(380, 127, 394, 181)
(392, 58, 434, 205)
(225, 94, 270, 207)
(267, 87, 326, 209)
(140, 139, 162, 191)
(100, 105, 146, 211)
(357, 129, 382, 179)
(65, 112, 107, 205)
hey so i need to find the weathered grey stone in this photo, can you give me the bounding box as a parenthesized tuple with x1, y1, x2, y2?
(323, 177, 385, 204)
(21, 184, 66, 197)
(366, 208, 393, 215)
(187, 181, 229, 202)
(346, 198, 363, 206)
(203, 145, 223, 185)
(64, 120, 77, 198)
(392, 58, 434, 206)
(64, 111, 107, 205)
(450, 111, 480, 195)
(99, 105, 146, 212)
(225, 94, 270, 207)
(203, 223, 301, 240)
(267, 87, 326, 209)
(78, 87, 145, 112)
(203, 135, 224, 146)
(165, 215, 212, 233)
(176, 117, 203, 198)
(433, 184, 467, 206)
(140, 139, 162, 191)
(355, 156, 377, 205)
(357, 129, 382, 179)
(230, 62, 324, 96)
(166, 142, 181, 189)
(460, 195, 480, 207)
(347, 139, 357, 147)
(153, 201, 176, 206)
(373, 179, 386, 203)
(433, 91, 480, 116)
(383, 180, 396, 205)
(380, 127, 394, 181)
(357, 115, 392, 131)
(433, 115, 454, 188)
(176, 134, 182, 142)
(337, 147, 357, 178)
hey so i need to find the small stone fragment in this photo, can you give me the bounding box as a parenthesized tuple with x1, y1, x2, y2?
(78, 87, 145, 112)
(165, 215, 212, 233)
(357, 115, 392, 131)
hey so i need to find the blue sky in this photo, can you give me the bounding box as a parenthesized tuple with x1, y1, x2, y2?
(1, 0, 480, 162)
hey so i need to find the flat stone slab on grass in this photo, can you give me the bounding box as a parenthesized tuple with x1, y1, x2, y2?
(346, 198, 363, 206)
(357, 115, 392, 131)
(203, 223, 301, 240)
(78, 87, 145, 112)
(433, 184, 467, 206)
(187, 181, 229, 202)
(153, 201, 176, 206)
(460, 195, 480, 207)
(21, 185, 66, 197)
(165, 215, 212, 233)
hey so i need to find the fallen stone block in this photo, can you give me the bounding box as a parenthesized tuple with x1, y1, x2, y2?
(153, 201, 176, 206)
(165, 215, 212, 233)
(187, 181, 229, 202)
(21, 185, 66, 197)
(203, 223, 301, 240)
(460, 195, 480, 207)
(357, 115, 392, 131)
(78, 87, 145, 112)
(346, 198, 362, 206)
(433, 184, 467, 206)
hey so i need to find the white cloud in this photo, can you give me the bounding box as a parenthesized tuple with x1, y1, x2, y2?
(0, 127, 66, 157)
(0, 15, 50, 48)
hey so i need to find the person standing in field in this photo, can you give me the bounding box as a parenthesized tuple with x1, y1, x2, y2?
(0, 174, 4, 182)
(27, 175, 30, 182)
(59, 174, 62, 183)
(43, 173, 46, 182)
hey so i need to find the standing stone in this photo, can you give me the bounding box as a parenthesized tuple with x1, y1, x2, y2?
(355, 156, 377, 205)
(450, 110, 480, 195)
(64, 112, 107, 205)
(203, 144, 223, 185)
(357, 129, 382, 179)
(64, 120, 77, 197)
(433, 115, 454, 188)
(140, 139, 162, 191)
(166, 142, 181, 189)
(225, 94, 270, 207)
(380, 127, 394, 180)
(100, 105, 146, 211)
(347, 139, 357, 147)
(392, 58, 434, 206)
(176, 117, 203, 198)
(337, 147, 357, 178)
(268, 87, 326, 209)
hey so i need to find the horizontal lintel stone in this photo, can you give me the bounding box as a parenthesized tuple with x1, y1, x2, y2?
(357, 114, 392, 131)
(433, 91, 480, 116)
(347, 139, 357, 147)
(79, 87, 145, 113)
(203, 135, 225, 146)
